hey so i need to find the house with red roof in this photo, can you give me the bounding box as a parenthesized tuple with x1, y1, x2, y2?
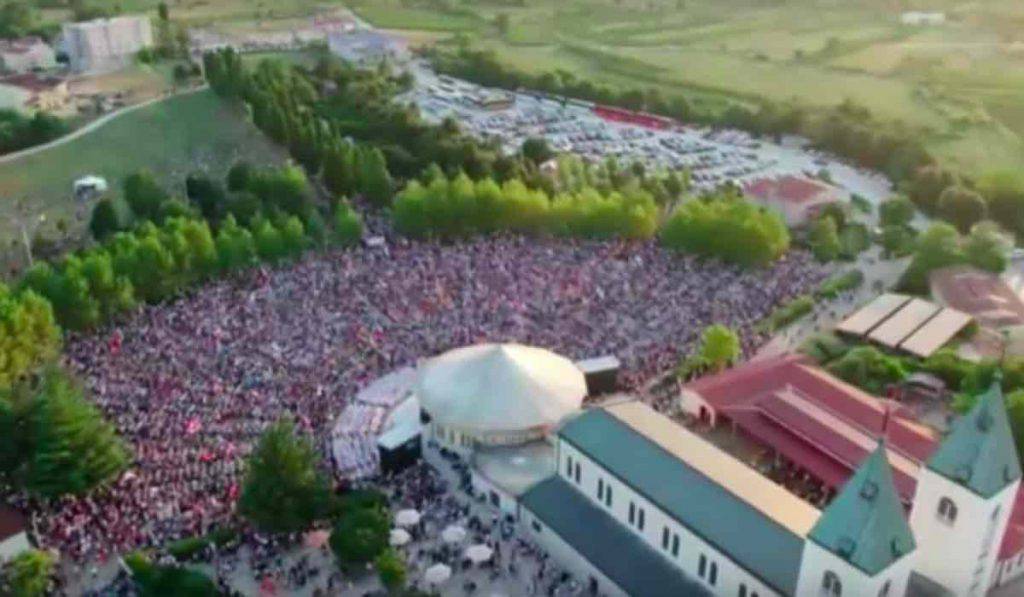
(742, 175, 842, 227)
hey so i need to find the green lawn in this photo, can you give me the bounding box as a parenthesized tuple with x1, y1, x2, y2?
(0, 90, 286, 255)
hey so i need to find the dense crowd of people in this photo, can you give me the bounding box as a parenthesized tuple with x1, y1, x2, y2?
(29, 235, 828, 562)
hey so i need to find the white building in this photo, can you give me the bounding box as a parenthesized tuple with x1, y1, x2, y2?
(517, 378, 1022, 597)
(62, 15, 153, 74)
(327, 29, 408, 66)
(901, 12, 946, 26)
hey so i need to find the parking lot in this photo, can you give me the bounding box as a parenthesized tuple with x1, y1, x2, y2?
(403, 61, 893, 207)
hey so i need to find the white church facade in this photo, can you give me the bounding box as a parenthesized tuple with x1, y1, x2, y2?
(517, 379, 1022, 597)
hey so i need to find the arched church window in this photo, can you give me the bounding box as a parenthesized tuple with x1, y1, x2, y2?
(937, 497, 958, 525)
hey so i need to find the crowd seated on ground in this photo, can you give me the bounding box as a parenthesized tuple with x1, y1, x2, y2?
(20, 234, 827, 562)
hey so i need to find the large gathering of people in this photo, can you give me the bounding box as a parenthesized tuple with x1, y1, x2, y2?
(29, 234, 828, 564)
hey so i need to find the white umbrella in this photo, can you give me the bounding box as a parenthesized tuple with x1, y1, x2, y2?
(389, 528, 411, 547)
(441, 524, 467, 544)
(395, 509, 421, 527)
(424, 563, 452, 585)
(464, 543, 494, 563)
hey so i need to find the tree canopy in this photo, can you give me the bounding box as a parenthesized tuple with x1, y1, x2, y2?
(0, 284, 60, 389)
(1, 549, 54, 597)
(238, 418, 332, 534)
(660, 194, 790, 267)
(698, 324, 741, 373)
(18, 368, 130, 497)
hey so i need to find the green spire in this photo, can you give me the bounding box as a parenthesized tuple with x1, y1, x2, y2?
(809, 442, 916, 575)
(927, 375, 1022, 498)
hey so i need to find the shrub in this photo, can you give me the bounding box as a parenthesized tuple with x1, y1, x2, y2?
(660, 195, 790, 268)
(759, 295, 814, 333)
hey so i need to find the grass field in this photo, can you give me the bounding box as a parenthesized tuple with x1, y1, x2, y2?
(0, 90, 286, 256)
(345, 0, 1024, 178)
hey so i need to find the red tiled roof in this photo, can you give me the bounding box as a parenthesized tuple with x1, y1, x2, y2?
(685, 354, 940, 503)
(930, 266, 1024, 329)
(0, 73, 64, 93)
(743, 175, 835, 205)
(1000, 488, 1024, 560)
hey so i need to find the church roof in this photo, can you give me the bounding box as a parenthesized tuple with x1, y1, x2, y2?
(559, 402, 815, 595)
(809, 442, 916, 575)
(926, 378, 1022, 498)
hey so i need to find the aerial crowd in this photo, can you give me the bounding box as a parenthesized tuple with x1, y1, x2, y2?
(24, 235, 828, 561)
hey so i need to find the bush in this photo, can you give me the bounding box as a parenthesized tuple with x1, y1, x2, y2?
(759, 295, 814, 333)
(660, 194, 790, 268)
(166, 527, 238, 560)
(838, 222, 870, 259)
(815, 270, 864, 299)
(826, 346, 906, 395)
(125, 552, 218, 597)
(800, 333, 851, 365)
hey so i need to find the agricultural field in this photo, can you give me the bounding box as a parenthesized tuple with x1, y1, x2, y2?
(343, 0, 1024, 177)
(0, 90, 286, 264)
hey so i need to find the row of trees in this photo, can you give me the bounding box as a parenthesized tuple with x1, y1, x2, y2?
(204, 50, 396, 202)
(392, 172, 660, 240)
(900, 221, 1013, 293)
(659, 193, 790, 268)
(28, 210, 357, 332)
(0, 109, 67, 156)
(905, 165, 1024, 241)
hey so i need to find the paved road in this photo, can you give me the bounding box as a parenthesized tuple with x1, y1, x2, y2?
(0, 85, 207, 165)
(752, 247, 911, 361)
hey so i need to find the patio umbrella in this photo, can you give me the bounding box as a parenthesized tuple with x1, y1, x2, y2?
(395, 508, 421, 527)
(424, 563, 452, 585)
(464, 543, 494, 563)
(441, 524, 467, 544)
(389, 528, 411, 547)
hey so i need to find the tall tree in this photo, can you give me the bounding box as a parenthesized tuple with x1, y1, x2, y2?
(89, 199, 122, 241)
(938, 185, 987, 234)
(808, 215, 841, 262)
(238, 418, 331, 534)
(0, 284, 60, 388)
(25, 368, 129, 497)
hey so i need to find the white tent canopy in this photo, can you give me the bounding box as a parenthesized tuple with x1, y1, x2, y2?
(389, 528, 411, 547)
(395, 508, 421, 527)
(441, 524, 467, 544)
(417, 344, 586, 433)
(424, 563, 452, 585)
(465, 544, 494, 563)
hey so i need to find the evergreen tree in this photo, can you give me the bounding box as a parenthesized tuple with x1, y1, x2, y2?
(238, 418, 331, 534)
(25, 368, 129, 497)
(89, 199, 121, 241)
(123, 170, 169, 222)
(361, 148, 392, 206)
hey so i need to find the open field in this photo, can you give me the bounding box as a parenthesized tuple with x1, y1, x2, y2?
(346, 0, 1024, 177)
(0, 90, 286, 258)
